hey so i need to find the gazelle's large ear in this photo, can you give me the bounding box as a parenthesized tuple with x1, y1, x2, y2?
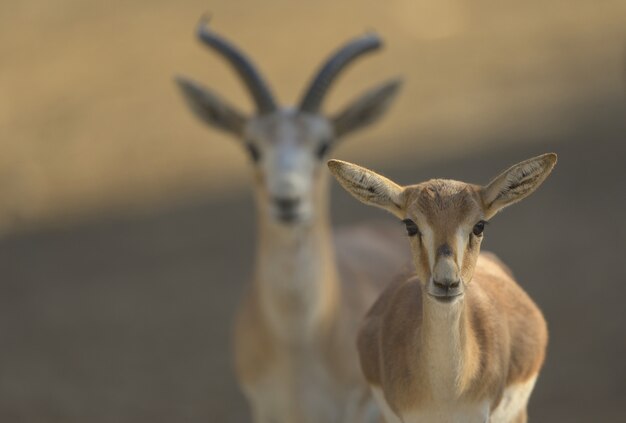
(481, 153, 557, 219)
(175, 76, 248, 137)
(328, 159, 405, 218)
(331, 78, 402, 139)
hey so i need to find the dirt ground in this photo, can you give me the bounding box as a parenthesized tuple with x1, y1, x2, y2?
(1, 0, 626, 422)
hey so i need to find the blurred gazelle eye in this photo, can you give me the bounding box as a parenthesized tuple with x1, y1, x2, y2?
(473, 220, 487, 236)
(402, 219, 420, 237)
(246, 143, 261, 162)
(316, 142, 330, 159)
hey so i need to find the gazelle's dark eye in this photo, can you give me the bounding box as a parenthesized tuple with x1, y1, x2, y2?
(402, 219, 420, 237)
(316, 142, 330, 159)
(246, 143, 261, 162)
(473, 220, 487, 236)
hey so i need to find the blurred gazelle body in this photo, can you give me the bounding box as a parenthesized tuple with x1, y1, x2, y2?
(177, 20, 409, 423)
(329, 154, 556, 423)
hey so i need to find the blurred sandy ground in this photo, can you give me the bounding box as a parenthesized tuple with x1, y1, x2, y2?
(1, 0, 626, 422)
(1, 0, 623, 232)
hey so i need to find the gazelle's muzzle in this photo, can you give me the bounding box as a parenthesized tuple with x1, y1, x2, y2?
(266, 171, 313, 224)
(271, 196, 302, 223)
(428, 256, 464, 301)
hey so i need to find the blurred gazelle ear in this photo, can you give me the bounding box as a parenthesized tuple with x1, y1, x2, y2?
(175, 75, 247, 138)
(481, 153, 557, 219)
(328, 159, 405, 218)
(331, 78, 402, 139)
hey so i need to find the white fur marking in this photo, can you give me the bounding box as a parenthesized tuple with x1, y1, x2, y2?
(422, 299, 464, 399)
(421, 223, 436, 270)
(455, 228, 465, 270)
(490, 375, 538, 422)
(370, 386, 402, 423)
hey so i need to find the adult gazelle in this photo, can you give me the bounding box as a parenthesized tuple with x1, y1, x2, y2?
(177, 19, 410, 423)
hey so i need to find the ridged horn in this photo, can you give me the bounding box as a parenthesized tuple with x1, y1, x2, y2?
(299, 33, 382, 113)
(197, 17, 277, 114)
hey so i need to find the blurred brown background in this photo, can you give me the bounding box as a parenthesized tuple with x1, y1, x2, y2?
(1, 0, 625, 421)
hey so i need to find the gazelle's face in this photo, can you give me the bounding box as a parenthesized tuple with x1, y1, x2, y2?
(401, 181, 486, 303)
(245, 109, 334, 225)
(327, 153, 557, 304)
(177, 22, 403, 226)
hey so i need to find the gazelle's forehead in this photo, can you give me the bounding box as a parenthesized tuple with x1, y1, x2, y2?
(246, 110, 331, 144)
(405, 180, 482, 228)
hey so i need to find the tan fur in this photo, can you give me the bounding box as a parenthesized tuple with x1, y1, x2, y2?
(328, 154, 556, 422)
(178, 28, 406, 421)
(232, 160, 411, 423)
(359, 254, 547, 418)
(234, 213, 411, 423)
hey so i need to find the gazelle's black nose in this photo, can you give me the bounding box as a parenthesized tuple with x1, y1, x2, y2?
(273, 197, 300, 212)
(433, 279, 460, 290)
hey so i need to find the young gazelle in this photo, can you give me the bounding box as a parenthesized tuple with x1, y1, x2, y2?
(176, 20, 410, 423)
(328, 154, 556, 423)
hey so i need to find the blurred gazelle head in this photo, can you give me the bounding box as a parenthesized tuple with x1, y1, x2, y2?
(177, 19, 401, 225)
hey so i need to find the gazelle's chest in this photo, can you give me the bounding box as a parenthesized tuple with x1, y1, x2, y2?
(371, 386, 490, 423)
(402, 404, 490, 423)
(243, 352, 347, 423)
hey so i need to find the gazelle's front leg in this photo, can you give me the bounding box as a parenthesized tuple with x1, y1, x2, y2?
(241, 381, 281, 423)
(343, 387, 381, 423)
(512, 409, 527, 423)
(249, 400, 277, 423)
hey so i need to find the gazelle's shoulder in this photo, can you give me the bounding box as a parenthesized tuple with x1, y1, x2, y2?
(472, 252, 547, 345)
(475, 251, 514, 279)
(473, 253, 548, 385)
(363, 270, 421, 319)
(358, 271, 422, 386)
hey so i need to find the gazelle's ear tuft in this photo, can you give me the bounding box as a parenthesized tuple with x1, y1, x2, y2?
(481, 153, 557, 219)
(328, 159, 405, 218)
(331, 78, 402, 139)
(175, 75, 247, 137)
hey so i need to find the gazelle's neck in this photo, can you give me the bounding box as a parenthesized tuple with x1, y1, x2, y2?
(253, 184, 339, 344)
(420, 295, 479, 400)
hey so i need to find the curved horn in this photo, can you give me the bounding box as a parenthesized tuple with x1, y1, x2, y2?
(299, 33, 382, 113)
(197, 17, 277, 114)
